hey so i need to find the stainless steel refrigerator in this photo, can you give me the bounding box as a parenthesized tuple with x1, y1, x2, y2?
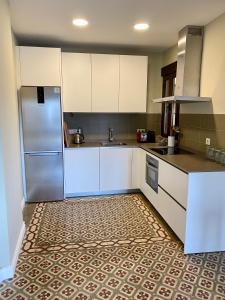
(20, 86, 64, 202)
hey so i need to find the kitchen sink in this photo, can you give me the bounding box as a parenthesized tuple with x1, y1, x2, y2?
(101, 142, 127, 147)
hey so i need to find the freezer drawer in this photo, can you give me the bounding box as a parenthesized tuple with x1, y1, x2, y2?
(25, 152, 64, 202)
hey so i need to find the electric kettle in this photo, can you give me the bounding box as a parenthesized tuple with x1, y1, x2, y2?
(74, 128, 84, 144)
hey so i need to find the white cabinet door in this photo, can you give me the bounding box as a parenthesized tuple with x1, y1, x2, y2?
(19, 46, 61, 86)
(100, 147, 133, 191)
(159, 159, 188, 208)
(92, 54, 119, 112)
(119, 55, 148, 112)
(155, 187, 186, 242)
(62, 53, 92, 112)
(132, 148, 140, 189)
(64, 148, 99, 195)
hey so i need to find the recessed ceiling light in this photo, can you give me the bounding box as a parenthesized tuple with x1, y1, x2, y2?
(72, 18, 89, 27)
(134, 23, 149, 31)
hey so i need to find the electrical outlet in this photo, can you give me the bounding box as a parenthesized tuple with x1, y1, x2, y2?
(206, 138, 211, 146)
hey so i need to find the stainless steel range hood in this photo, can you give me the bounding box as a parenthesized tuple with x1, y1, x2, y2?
(153, 26, 211, 104)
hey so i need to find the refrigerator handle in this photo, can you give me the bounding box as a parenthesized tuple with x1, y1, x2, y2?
(26, 152, 61, 156)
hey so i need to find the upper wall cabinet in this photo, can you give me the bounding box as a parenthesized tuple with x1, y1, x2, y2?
(18, 46, 61, 86)
(119, 55, 148, 113)
(92, 54, 119, 112)
(61, 52, 148, 113)
(62, 53, 92, 112)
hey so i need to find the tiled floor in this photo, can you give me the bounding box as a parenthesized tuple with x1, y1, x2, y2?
(0, 194, 225, 300)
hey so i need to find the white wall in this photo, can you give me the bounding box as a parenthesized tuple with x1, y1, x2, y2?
(181, 13, 225, 114)
(198, 12, 225, 114)
(162, 44, 177, 67)
(0, 0, 24, 280)
(149, 12, 225, 115)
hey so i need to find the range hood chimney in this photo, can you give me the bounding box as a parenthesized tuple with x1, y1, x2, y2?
(153, 25, 211, 104)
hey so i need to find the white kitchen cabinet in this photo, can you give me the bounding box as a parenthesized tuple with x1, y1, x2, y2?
(132, 148, 141, 189)
(138, 148, 186, 242)
(18, 46, 61, 86)
(64, 148, 99, 195)
(92, 54, 119, 112)
(62, 53, 92, 112)
(156, 187, 186, 242)
(159, 159, 188, 208)
(119, 55, 148, 112)
(100, 147, 133, 191)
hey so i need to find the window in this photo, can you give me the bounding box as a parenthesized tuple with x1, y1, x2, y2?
(161, 62, 179, 137)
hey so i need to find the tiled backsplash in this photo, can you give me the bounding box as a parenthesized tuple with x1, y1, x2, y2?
(64, 113, 149, 141)
(179, 114, 225, 153)
(64, 113, 225, 152)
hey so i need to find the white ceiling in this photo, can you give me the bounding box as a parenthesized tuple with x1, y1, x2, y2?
(9, 0, 225, 51)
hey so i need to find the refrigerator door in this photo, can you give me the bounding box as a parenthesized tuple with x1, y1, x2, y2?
(21, 86, 62, 152)
(24, 152, 64, 202)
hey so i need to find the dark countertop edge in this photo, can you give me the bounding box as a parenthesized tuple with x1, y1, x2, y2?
(140, 145, 225, 174)
(65, 141, 225, 174)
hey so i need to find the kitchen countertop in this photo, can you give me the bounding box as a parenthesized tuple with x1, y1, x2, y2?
(65, 140, 225, 174)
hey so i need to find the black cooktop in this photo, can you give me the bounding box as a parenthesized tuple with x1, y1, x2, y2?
(150, 147, 193, 155)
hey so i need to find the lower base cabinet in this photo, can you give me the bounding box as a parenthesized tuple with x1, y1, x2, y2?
(100, 147, 133, 191)
(64, 148, 100, 195)
(64, 147, 134, 195)
(139, 148, 186, 243)
(153, 188, 186, 242)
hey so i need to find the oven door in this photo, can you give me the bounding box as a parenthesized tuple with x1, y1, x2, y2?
(146, 155, 158, 193)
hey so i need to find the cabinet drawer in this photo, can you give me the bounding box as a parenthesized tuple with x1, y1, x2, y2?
(159, 159, 188, 208)
(156, 187, 186, 242)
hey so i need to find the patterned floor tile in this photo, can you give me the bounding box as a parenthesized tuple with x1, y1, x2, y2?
(1, 194, 225, 300)
(1, 241, 225, 299)
(21, 194, 172, 254)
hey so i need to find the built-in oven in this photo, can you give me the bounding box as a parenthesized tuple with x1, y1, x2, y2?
(146, 155, 159, 193)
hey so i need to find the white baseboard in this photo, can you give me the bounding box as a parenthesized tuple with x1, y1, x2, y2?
(21, 197, 25, 211)
(0, 221, 25, 283)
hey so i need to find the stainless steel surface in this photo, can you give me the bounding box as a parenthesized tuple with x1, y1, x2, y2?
(20, 86, 64, 202)
(21, 86, 63, 152)
(108, 128, 114, 142)
(24, 152, 64, 202)
(153, 26, 212, 104)
(101, 141, 127, 147)
(74, 128, 84, 144)
(74, 133, 84, 144)
(146, 155, 158, 193)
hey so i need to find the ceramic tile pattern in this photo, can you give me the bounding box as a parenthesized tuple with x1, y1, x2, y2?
(21, 194, 172, 254)
(64, 113, 162, 141)
(179, 114, 225, 153)
(64, 113, 148, 141)
(64, 112, 225, 153)
(1, 194, 225, 300)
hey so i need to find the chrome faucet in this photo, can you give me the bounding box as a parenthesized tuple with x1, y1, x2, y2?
(108, 128, 114, 142)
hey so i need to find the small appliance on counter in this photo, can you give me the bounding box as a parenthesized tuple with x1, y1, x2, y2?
(137, 129, 147, 143)
(147, 130, 156, 143)
(74, 128, 85, 144)
(137, 129, 155, 143)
